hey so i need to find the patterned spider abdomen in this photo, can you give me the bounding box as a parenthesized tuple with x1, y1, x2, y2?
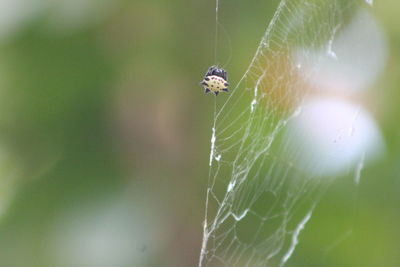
(201, 66, 229, 96)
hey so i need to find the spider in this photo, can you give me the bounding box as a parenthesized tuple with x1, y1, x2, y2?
(200, 66, 229, 96)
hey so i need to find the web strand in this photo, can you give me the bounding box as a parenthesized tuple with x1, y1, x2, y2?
(200, 0, 363, 266)
(214, 0, 220, 65)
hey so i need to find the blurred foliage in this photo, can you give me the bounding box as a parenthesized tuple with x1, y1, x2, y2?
(0, 0, 397, 267)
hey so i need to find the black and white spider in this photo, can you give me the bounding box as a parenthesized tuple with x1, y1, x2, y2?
(200, 66, 229, 96)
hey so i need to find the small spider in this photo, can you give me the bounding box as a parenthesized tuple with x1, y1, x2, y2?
(200, 66, 229, 96)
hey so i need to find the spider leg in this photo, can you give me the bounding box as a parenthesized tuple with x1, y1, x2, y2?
(222, 71, 227, 81)
(206, 66, 217, 77)
(214, 91, 219, 96)
(205, 88, 210, 93)
(211, 68, 220, 77)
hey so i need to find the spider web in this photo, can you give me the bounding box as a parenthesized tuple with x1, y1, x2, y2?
(199, 0, 374, 266)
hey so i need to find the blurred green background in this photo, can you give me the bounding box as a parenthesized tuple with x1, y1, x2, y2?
(0, 0, 399, 266)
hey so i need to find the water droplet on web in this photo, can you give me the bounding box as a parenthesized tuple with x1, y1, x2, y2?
(232, 209, 249, 221)
(250, 99, 257, 112)
(327, 48, 337, 60)
(292, 106, 302, 117)
(227, 180, 236, 192)
(326, 25, 339, 60)
(261, 39, 267, 48)
(209, 127, 216, 166)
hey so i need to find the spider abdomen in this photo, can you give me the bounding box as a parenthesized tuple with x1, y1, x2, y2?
(200, 66, 229, 96)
